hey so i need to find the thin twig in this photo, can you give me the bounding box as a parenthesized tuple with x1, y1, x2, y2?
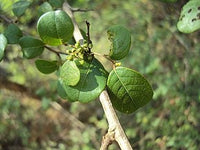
(0, 14, 14, 24)
(86, 20, 92, 53)
(44, 46, 68, 59)
(72, 8, 94, 12)
(63, 1, 133, 150)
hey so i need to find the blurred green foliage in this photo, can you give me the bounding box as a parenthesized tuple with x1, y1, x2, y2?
(1, 0, 200, 149)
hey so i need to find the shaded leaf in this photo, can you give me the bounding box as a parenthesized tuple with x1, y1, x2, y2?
(107, 67, 153, 114)
(107, 25, 131, 60)
(160, 0, 177, 3)
(4, 24, 23, 44)
(37, 10, 74, 46)
(0, 34, 7, 61)
(38, 2, 53, 17)
(177, 0, 200, 33)
(57, 80, 68, 99)
(19, 36, 44, 59)
(59, 57, 108, 103)
(12, 0, 31, 17)
(35, 59, 58, 74)
(60, 61, 80, 86)
(49, 0, 64, 8)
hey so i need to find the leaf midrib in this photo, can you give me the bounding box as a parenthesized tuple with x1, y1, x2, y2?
(113, 69, 137, 109)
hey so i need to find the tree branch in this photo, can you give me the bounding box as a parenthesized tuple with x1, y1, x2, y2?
(63, 2, 132, 149)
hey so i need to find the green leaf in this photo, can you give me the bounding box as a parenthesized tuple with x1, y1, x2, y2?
(12, 0, 31, 17)
(107, 67, 153, 114)
(38, 2, 53, 17)
(49, 0, 64, 8)
(4, 24, 23, 44)
(107, 25, 131, 60)
(57, 80, 68, 99)
(177, 0, 200, 33)
(60, 61, 80, 86)
(19, 36, 44, 59)
(159, 0, 177, 3)
(35, 59, 58, 74)
(0, 34, 7, 61)
(37, 10, 74, 46)
(59, 57, 108, 103)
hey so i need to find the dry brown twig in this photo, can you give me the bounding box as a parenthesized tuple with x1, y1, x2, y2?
(63, 1, 133, 150)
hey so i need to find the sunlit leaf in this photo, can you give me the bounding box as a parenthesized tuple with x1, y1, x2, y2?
(59, 57, 108, 103)
(177, 0, 200, 33)
(60, 61, 80, 86)
(107, 25, 131, 60)
(35, 59, 58, 74)
(12, 0, 31, 17)
(37, 10, 74, 46)
(107, 67, 153, 114)
(19, 36, 44, 59)
(4, 24, 23, 44)
(0, 34, 7, 61)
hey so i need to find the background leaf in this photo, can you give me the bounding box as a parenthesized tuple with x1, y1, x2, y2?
(59, 57, 108, 103)
(12, 0, 31, 17)
(19, 36, 44, 59)
(107, 25, 131, 60)
(49, 0, 64, 8)
(0, 34, 7, 61)
(60, 61, 80, 86)
(107, 67, 153, 113)
(37, 10, 74, 46)
(177, 0, 200, 33)
(35, 59, 58, 74)
(4, 24, 23, 44)
(38, 2, 53, 17)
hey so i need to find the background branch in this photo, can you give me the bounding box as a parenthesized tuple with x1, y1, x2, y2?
(63, 2, 133, 149)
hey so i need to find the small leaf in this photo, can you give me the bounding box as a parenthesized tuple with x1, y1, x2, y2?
(0, 34, 7, 61)
(12, 0, 31, 17)
(60, 61, 80, 86)
(107, 25, 131, 60)
(59, 57, 108, 103)
(107, 67, 153, 114)
(37, 10, 74, 46)
(4, 24, 23, 44)
(177, 0, 200, 33)
(35, 59, 58, 74)
(38, 2, 53, 17)
(19, 36, 44, 59)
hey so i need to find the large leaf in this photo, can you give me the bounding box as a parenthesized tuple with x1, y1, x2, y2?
(59, 57, 108, 103)
(19, 36, 44, 59)
(37, 10, 74, 46)
(60, 61, 80, 86)
(0, 34, 7, 61)
(4, 24, 23, 44)
(12, 0, 31, 17)
(177, 0, 200, 33)
(35, 59, 58, 74)
(38, 2, 53, 17)
(107, 67, 153, 114)
(107, 25, 131, 60)
(57, 80, 68, 99)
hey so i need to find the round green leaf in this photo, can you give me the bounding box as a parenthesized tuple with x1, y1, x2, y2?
(107, 67, 153, 114)
(107, 25, 131, 60)
(0, 34, 7, 61)
(37, 10, 74, 46)
(60, 61, 80, 86)
(12, 0, 31, 17)
(59, 57, 108, 103)
(4, 24, 23, 44)
(19, 36, 44, 59)
(177, 0, 200, 33)
(35, 59, 58, 74)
